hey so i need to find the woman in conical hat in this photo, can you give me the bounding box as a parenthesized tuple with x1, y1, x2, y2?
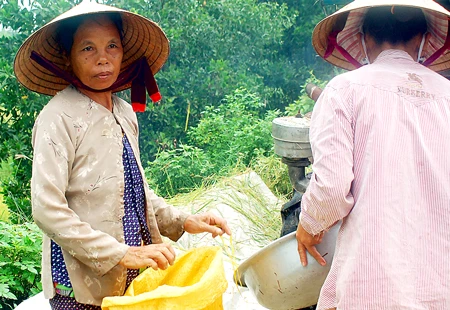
(15, 0, 166, 112)
(295, 1, 450, 309)
(311, 0, 450, 71)
(14, 2, 231, 309)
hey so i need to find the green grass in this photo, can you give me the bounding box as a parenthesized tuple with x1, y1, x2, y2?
(0, 192, 10, 221)
(0, 157, 13, 221)
(250, 153, 292, 199)
(168, 170, 284, 246)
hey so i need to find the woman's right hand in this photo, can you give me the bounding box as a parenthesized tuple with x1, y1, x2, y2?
(119, 243, 176, 270)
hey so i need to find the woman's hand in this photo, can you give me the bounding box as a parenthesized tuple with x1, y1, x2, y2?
(183, 212, 232, 237)
(296, 224, 326, 267)
(119, 243, 176, 270)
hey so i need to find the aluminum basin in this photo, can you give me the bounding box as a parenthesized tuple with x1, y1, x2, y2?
(234, 223, 340, 310)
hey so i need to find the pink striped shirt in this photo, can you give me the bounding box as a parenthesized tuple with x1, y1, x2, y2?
(300, 50, 450, 310)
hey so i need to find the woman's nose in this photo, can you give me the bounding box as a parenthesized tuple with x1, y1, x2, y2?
(97, 51, 109, 65)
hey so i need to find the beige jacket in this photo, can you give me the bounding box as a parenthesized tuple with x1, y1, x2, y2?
(31, 86, 189, 306)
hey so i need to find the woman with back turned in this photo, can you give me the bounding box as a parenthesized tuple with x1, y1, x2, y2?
(295, 1, 450, 309)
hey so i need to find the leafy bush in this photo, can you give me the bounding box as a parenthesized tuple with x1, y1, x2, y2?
(146, 88, 283, 197)
(0, 160, 13, 221)
(145, 145, 217, 198)
(128, 0, 297, 164)
(0, 0, 52, 223)
(0, 197, 8, 222)
(284, 71, 328, 116)
(188, 87, 281, 167)
(0, 222, 42, 309)
(0, 157, 32, 223)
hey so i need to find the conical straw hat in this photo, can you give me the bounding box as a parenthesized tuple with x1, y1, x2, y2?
(14, 0, 169, 96)
(312, 0, 450, 71)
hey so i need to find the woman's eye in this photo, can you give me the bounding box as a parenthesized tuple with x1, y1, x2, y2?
(82, 46, 93, 52)
(109, 43, 119, 49)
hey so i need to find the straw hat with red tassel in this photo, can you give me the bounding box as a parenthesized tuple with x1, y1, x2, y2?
(14, 0, 168, 112)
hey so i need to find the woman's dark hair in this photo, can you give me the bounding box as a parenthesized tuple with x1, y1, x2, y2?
(362, 6, 428, 45)
(56, 12, 124, 55)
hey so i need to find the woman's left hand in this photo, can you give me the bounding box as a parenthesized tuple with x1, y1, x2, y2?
(183, 212, 232, 237)
(296, 223, 326, 267)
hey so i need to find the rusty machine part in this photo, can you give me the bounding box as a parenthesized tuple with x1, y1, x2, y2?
(305, 83, 323, 102)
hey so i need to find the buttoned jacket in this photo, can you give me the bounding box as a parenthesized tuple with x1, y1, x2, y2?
(31, 86, 189, 306)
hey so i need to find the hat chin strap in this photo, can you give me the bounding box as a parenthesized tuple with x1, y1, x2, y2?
(360, 32, 370, 65)
(324, 31, 363, 69)
(361, 32, 427, 64)
(326, 28, 449, 69)
(361, 32, 428, 64)
(417, 33, 427, 63)
(422, 22, 450, 67)
(30, 51, 160, 112)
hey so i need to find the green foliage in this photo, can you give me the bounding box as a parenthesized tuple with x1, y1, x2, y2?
(189, 87, 281, 167)
(0, 56, 37, 222)
(250, 152, 292, 199)
(0, 156, 33, 223)
(146, 88, 283, 197)
(0, 222, 42, 309)
(0, 159, 13, 221)
(122, 0, 335, 163)
(284, 71, 329, 116)
(0, 158, 13, 182)
(0, 199, 8, 222)
(263, 0, 335, 92)
(124, 0, 297, 163)
(0, 0, 81, 223)
(146, 144, 216, 198)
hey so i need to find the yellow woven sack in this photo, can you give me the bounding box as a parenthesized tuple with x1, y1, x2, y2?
(101, 246, 228, 310)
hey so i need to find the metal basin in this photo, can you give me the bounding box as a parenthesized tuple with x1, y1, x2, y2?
(234, 223, 340, 310)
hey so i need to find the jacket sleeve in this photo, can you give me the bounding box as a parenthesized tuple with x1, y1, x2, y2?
(300, 83, 355, 235)
(31, 105, 129, 277)
(146, 185, 190, 242)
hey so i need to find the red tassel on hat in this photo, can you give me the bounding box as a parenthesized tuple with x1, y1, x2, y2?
(131, 79, 146, 112)
(131, 58, 162, 112)
(150, 92, 162, 102)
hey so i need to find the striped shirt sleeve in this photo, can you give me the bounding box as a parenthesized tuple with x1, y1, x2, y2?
(300, 83, 355, 235)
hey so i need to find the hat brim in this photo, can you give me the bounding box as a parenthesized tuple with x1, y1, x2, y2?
(312, 0, 450, 71)
(14, 2, 169, 96)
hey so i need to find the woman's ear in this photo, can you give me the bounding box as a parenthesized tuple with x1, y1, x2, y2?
(62, 51, 72, 72)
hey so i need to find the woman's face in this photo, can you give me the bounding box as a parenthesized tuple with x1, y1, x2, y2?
(69, 17, 123, 90)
